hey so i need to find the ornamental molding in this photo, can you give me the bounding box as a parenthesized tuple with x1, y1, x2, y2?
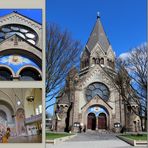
(81, 95, 113, 113)
(90, 43, 106, 58)
(77, 65, 110, 89)
(0, 13, 42, 30)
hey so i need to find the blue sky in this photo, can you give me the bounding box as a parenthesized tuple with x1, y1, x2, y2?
(46, 0, 146, 57)
(0, 9, 42, 24)
(46, 0, 146, 115)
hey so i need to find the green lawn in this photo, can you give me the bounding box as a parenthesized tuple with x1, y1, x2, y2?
(46, 132, 74, 140)
(122, 134, 147, 141)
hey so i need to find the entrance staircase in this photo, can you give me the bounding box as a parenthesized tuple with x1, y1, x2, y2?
(86, 129, 113, 134)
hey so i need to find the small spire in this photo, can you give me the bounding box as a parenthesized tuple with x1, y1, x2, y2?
(97, 11, 100, 19)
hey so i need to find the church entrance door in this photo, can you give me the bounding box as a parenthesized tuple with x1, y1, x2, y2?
(87, 113, 96, 130)
(98, 113, 107, 129)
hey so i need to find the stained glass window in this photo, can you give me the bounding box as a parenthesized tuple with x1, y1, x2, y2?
(0, 24, 38, 45)
(86, 82, 109, 101)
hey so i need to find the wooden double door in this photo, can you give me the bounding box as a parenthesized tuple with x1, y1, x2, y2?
(87, 113, 107, 130)
(87, 113, 96, 130)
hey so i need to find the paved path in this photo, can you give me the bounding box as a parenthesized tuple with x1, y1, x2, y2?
(47, 132, 134, 148)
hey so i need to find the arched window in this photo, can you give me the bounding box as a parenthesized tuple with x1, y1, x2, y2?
(0, 24, 38, 45)
(0, 67, 13, 80)
(19, 67, 41, 81)
(100, 58, 104, 64)
(86, 82, 110, 101)
(92, 58, 96, 65)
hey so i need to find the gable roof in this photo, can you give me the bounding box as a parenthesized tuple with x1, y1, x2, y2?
(13, 11, 42, 25)
(81, 94, 113, 110)
(0, 11, 42, 26)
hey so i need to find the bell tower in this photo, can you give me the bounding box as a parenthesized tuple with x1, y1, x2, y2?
(80, 13, 115, 76)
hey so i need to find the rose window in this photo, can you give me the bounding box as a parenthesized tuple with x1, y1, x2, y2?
(0, 24, 38, 45)
(86, 82, 110, 101)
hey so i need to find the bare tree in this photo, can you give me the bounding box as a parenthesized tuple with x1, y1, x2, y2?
(102, 43, 147, 131)
(124, 44, 147, 130)
(46, 24, 81, 109)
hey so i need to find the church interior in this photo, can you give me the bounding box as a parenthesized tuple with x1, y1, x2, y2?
(0, 88, 42, 143)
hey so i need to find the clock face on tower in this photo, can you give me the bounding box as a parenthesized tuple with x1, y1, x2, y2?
(86, 82, 110, 101)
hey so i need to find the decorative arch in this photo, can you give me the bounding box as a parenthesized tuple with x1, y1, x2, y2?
(18, 66, 42, 81)
(0, 100, 14, 114)
(0, 99, 15, 124)
(92, 57, 96, 64)
(98, 112, 107, 129)
(81, 95, 113, 130)
(16, 65, 41, 77)
(0, 24, 39, 45)
(0, 65, 15, 75)
(0, 65, 15, 80)
(0, 48, 41, 68)
(100, 58, 104, 64)
(87, 104, 109, 116)
(87, 112, 96, 130)
(0, 105, 13, 123)
(85, 82, 110, 101)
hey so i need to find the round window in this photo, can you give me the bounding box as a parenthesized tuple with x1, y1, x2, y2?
(86, 82, 109, 101)
(0, 24, 38, 45)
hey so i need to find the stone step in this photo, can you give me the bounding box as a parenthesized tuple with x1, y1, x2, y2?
(86, 129, 113, 134)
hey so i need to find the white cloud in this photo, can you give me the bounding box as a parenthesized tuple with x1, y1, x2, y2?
(118, 52, 130, 60)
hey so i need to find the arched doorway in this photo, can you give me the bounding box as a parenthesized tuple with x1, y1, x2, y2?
(87, 113, 96, 130)
(98, 113, 107, 129)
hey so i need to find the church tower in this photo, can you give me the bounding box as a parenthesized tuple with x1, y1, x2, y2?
(80, 13, 115, 76)
(55, 13, 126, 133)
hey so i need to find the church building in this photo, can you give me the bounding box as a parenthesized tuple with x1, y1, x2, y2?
(54, 14, 141, 133)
